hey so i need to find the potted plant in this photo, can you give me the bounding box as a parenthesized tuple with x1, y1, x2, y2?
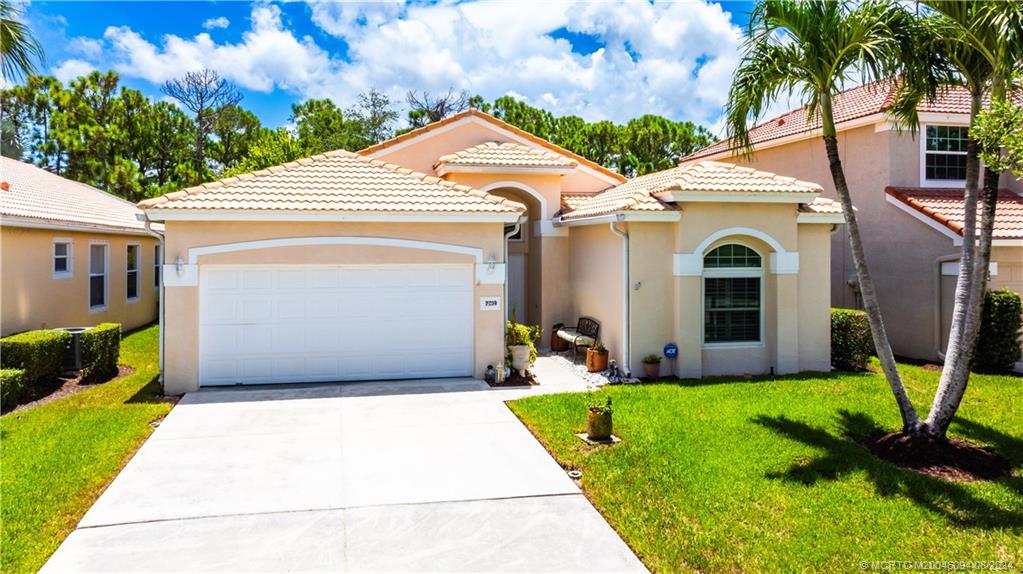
(506, 320, 542, 376)
(585, 340, 609, 372)
(641, 354, 661, 380)
(587, 395, 613, 441)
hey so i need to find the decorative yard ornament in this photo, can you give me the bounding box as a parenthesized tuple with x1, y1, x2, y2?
(606, 360, 622, 384)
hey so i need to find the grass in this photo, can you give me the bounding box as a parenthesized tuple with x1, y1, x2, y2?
(1, 325, 172, 574)
(508, 363, 1023, 573)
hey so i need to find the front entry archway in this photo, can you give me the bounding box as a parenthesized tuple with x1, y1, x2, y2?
(489, 187, 542, 327)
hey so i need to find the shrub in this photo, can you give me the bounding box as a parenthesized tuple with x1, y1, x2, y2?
(1, 368, 27, 407)
(506, 321, 542, 364)
(831, 308, 874, 371)
(0, 329, 70, 384)
(588, 394, 613, 415)
(80, 323, 122, 380)
(642, 354, 661, 364)
(974, 289, 1022, 373)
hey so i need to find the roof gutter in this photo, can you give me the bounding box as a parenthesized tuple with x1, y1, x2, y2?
(138, 212, 165, 387)
(554, 211, 681, 227)
(608, 215, 632, 377)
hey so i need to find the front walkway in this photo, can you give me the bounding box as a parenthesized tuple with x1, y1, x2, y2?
(42, 358, 643, 572)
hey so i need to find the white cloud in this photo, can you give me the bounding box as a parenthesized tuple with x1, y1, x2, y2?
(52, 59, 96, 83)
(65, 1, 748, 128)
(68, 36, 103, 59)
(202, 16, 230, 30)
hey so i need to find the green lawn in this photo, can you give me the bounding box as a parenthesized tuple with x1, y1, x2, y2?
(509, 364, 1023, 573)
(1, 325, 172, 574)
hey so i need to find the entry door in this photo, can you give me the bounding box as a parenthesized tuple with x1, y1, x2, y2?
(507, 254, 527, 322)
(199, 265, 474, 386)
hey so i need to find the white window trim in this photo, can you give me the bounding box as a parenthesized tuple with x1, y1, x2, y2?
(920, 123, 970, 189)
(52, 237, 73, 279)
(701, 242, 766, 349)
(154, 244, 161, 289)
(126, 242, 141, 303)
(89, 241, 109, 313)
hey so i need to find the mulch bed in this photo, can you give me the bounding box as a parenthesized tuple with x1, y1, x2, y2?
(2, 365, 135, 415)
(487, 372, 538, 387)
(857, 432, 1013, 482)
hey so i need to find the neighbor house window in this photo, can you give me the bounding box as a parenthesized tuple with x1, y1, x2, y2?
(90, 243, 108, 309)
(126, 244, 140, 301)
(53, 239, 72, 278)
(703, 244, 763, 344)
(923, 125, 968, 182)
(154, 245, 161, 287)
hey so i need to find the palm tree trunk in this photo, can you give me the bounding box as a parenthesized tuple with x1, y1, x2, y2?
(820, 95, 920, 433)
(924, 91, 984, 438)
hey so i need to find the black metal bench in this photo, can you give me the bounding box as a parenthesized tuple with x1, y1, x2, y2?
(555, 317, 600, 361)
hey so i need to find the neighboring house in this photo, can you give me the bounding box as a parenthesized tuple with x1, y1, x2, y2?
(1, 158, 161, 336)
(684, 81, 1023, 364)
(139, 109, 844, 394)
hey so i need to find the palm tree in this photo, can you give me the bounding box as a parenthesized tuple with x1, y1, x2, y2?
(0, 0, 43, 82)
(725, 0, 924, 433)
(897, 2, 1023, 437)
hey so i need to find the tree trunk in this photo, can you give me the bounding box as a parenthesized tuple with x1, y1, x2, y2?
(923, 92, 985, 438)
(819, 95, 920, 433)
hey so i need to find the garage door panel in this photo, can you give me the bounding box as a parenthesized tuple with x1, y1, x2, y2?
(200, 265, 473, 386)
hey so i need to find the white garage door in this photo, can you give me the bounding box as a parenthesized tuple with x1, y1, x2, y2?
(199, 265, 474, 386)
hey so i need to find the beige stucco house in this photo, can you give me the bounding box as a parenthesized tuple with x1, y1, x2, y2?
(1, 158, 160, 336)
(684, 81, 1023, 366)
(140, 109, 844, 394)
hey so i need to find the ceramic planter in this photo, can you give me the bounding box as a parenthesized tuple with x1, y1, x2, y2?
(586, 348, 609, 372)
(587, 409, 612, 441)
(642, 361, 660, 380)
(508, 344, 531, 375)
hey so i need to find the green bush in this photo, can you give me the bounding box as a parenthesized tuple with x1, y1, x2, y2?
(0, 329, 70, 384)
(80, 323, 122, 380)
(506, 320, 542, 365)
(975, 289, 1022, 373)
(831, 308, 874, 371)
(1, 368, 27, 407)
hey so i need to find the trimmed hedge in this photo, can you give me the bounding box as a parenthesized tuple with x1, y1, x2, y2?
(831, 308, 874, 371)
(1, 368, 27, 407)
(0, 329, 70, 384)
(975, 289, 1022, 373)
(80, 323, 122, 380)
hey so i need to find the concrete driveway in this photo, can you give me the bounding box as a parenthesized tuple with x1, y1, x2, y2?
(42, 360, 645, 572)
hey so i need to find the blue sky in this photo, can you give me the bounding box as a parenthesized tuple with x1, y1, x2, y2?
(27, 1, 760, 131)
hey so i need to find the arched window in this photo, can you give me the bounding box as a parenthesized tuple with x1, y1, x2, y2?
(703, 244, 763, 344)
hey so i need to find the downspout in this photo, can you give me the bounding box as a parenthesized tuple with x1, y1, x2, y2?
(504, 216, 524, 322)
(141, 212, 165, 386)
(609, 216, 631, 376)
(934, 252, 963, 362)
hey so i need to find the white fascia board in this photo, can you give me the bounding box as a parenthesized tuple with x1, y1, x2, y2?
(554, 211, 681, 227)
(993, 239, 1023, 247)
(796, 212, 846, 224)
(941, 261, 998, 276)
(884, 193, 962, 244)
(142, 210, 523, 223)
(916, 112, 971, 125)
(688, 112, 888, 162)
(365, 115, 624, 186)
(435, 164, 576, 177)
(656, 191, 816, 204)
(0, 215, 153, 236)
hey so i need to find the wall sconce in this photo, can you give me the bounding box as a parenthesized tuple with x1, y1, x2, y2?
(175, 256, 185, 276)
(488, 255, 496, 272)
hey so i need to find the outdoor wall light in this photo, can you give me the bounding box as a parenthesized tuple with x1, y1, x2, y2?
(175, 255, 184, 276)
(488, 255, 496, 272)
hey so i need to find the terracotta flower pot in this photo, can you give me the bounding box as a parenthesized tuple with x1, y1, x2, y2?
(550, 330, 569, 352)
(586, 348, 608, 372)
(643, 362, 660, 380)
(587, 409, 613, 441)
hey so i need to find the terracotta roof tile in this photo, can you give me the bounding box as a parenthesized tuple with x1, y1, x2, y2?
(139, 149, 526, 215)
(1, 157, 155, 232)
(686, 79, 1023, 161)
(436, 141, 577, 169)
(799, 197, 844, 215)
(886, 187, 1023, 240)
(359, 109, 626, 183)
(559, 161, 821, 221)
